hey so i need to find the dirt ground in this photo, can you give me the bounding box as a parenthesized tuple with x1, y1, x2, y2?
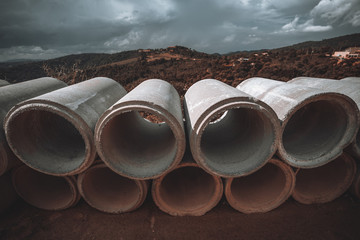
(1, 193, 360, 240)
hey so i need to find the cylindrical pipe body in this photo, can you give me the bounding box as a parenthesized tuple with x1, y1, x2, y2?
(289, 77, 360, 158)
(225, 159, 295, 213)
(4, 77, 127, 176)
(152, 160, 223, 216)
(0, 172, 18, 214)
(12, 165, 80, 210)
(0, 78, 67, 176)
(351, 165, 360, 200)
(237, 77, 358, 168)
(95, 79, 185, 179)
(77, 163, 148, 213)
(184, 79, 280, 177)
(292, 153, 356, 204)
(0, 80, 9, 87)
(341, 77, 360, 83)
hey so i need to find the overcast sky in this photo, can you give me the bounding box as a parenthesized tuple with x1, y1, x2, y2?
(0, 0, 359, 61)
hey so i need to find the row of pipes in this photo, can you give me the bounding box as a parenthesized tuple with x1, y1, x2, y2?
(0, 76, 359, 216)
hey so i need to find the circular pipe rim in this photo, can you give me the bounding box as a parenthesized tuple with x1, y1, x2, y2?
(4, 100, 96, 176)
(152, 162, 223, 216)
(190, 99, 280, 178)
(278, 93, 359, 168)
(224, 158, 295, 213)
(95, 103, 186, 180)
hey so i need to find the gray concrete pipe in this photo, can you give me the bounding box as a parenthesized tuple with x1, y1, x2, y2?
(77, 163, 148, 213)
(0, 77, 67, 176)
(152, 158, 223, 216)
(288, 77, 360, 159)
(95, 79, 185, 179)
(184, 79, 280, 177)
(0, 80, 9, 87)
(237, 77, 359, 168)
(292, 153, 356, 204)
(341, 77, 360, 83)
(12, 165, 80, 210)
(224, 158, 295, 213)
(0, 172, 18, 214)
(4, 77, 127, 176)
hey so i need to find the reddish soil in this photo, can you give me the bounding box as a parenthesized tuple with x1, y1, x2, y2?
(1, 193, 360, 240)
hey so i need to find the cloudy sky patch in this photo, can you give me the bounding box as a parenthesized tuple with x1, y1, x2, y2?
(0, 0, 359, 61)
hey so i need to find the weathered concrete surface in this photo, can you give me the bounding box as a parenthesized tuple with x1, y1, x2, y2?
(0, 78, 67, 176)
(224, 158, 295, 213)
(152, 158, 223, 216)
(289, 77, 360, 158)
(0, 172, 18, 214)
(95, 79, 185, 179)
(0, 80, 9, 87)
(184, 79, 280, 177)
(77, 163, 148, 214)
(12, 165, 80, 210)
(292, 153, 356, 204)
(4, 77, 126, 176)
(237, 77, 358, 168)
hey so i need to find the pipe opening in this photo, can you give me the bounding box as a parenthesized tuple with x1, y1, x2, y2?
(159, 166, 217, 212)
(283, 100, 347, 161)
(7, 109, 85, 174)
(138, 111, 165, 123)
(13, 167, 74, 210)
(100, 110, 177, 178)
(229, 163, 286, 211)
(294, 155, 353, 203)
(200, 107, 275, 176)
(81, 167, 141, 213)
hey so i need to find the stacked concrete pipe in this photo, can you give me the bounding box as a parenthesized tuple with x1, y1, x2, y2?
(152, 152, 223, 216)
(0, 77, 67, 176)
(225, 158, 295, 213)
(341, 77, 360, 83)
(237, 77, 359, 168)
(0, 80, 9, 87)
(0, 172, 18, 214)
(95, 79, 185, 179)
(77, 163, 148, 213)
(184, 79, 280, 177)
(292, 153, 356, 204)
(288, 77, 360, 159)
(12, 165, 80, 210)
(4, 77, 126, 176)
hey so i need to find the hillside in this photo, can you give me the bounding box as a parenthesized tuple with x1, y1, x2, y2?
(0, 34, 359, 97)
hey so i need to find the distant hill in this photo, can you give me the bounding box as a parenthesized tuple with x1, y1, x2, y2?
(0, 35, 359, 97)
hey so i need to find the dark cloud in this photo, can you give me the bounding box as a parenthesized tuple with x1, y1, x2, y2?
(0, 0, 359, 61)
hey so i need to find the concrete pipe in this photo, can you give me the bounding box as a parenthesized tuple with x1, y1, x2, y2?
(95, 79, 185, 179)
(77, 163, 148, 213)
(0, 77, 67, 176)
(351, 165, 360, 200)
(237, 77, 358, 168)
(289, 77, 360, 159)
(4, 77, 127, 176)
(184, 79, 280, 177)
(152, 161, 223, 216)
(341, 77, 360, 83)
(0, 172, 18, 214)
(292, 153, 356, 204)
(225, 159, 295, 214)
(12, 165, 80, 210)
(0, 80, 9, 87)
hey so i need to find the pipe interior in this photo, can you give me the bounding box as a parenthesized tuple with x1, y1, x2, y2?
(294, 156, 350, 200)
(283, 100, 347, 161)
(159, 166, 217, 212)
(8, 110, 85, 174)
(100, 111, 177, 178)
(14, 167, 73, 210)
(230, 163, 286, 209)
(200, 107, 275, 175)
(82, 167, 140, 212)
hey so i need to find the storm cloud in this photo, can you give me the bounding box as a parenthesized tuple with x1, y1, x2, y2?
(0, 0, 359, 61)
